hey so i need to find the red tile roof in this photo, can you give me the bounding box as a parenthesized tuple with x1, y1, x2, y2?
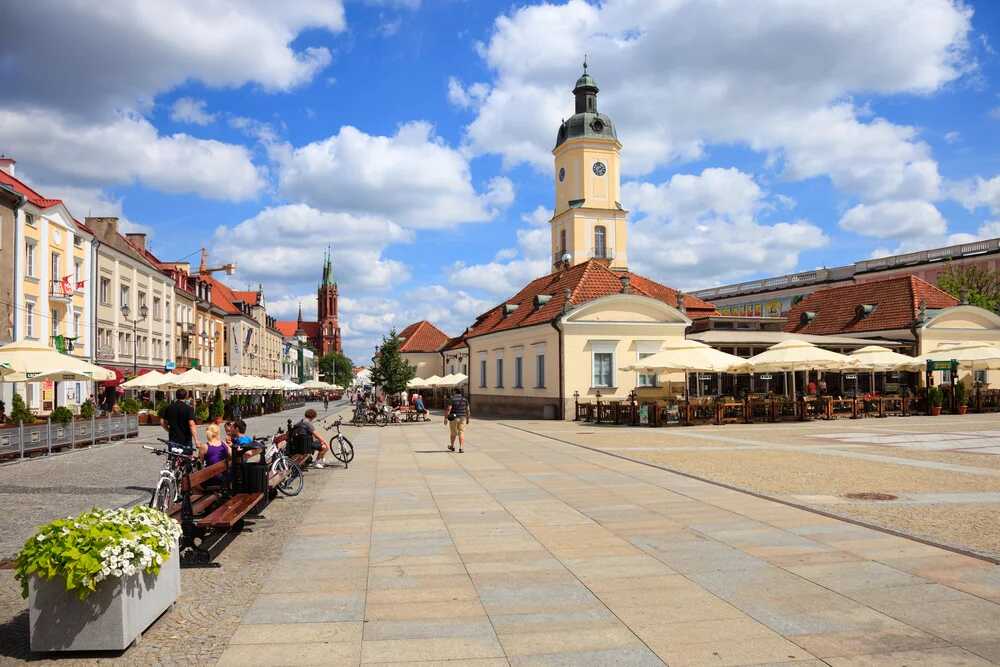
(233, 290, 261, 306)
(202, 275, 241, 315)
(275, 320, 321, 340)
(784, 274, 958, 336)
(399, 320, 451, 353)
(0, 170, 61, 209)
(466, 259, 716, 339)
(442, 334, 468, 351)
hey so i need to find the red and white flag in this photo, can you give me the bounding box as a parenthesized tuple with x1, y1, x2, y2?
(61, 275, 73, 296)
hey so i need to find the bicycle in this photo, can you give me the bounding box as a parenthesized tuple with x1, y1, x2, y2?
(145, 439, 199, 512)
(254, 435, 305, 497)
(350, 401, 386, 427)
(327, 417, 355, 467)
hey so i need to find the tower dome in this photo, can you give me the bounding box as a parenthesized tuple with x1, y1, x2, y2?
(555, 62, 618, 149)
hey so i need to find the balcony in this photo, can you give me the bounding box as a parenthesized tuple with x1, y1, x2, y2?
(49, 280, 74, 304)
(589, 246, 615, 261)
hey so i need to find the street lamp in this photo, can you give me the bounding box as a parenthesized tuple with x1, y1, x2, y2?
(121, 303, 149, 376)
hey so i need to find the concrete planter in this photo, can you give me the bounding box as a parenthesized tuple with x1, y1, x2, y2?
(28, 545, 180, 652)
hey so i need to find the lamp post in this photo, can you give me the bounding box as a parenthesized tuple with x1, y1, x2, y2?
(120, 303, 149, 376)
(573, 390, 580, 420)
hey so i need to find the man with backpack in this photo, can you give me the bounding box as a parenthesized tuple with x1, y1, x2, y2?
(444, 388, 470, 453)
(293, 408, 331, 468)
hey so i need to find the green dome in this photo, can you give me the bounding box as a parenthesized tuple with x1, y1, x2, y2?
(574, 72, 598, 91)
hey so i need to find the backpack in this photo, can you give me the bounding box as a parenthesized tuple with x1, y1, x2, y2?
(287, 421, 311, 455)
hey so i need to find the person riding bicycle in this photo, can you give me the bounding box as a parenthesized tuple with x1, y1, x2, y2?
(161, 388, 199, 452)
(293, 408, 331, 469)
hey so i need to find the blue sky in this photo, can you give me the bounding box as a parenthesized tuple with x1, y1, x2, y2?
(2, 0, 999, 361)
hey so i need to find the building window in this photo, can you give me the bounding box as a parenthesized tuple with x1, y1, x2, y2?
(479, 359, 487, 388)
(495, 358, 504, 388)
(138, 291, 146, 310)
(74, 259, 82, 286)
(100, 277, 110, 305)
(637, 351, 657, 387)
(25, 301, 35, 338)
(514, 356, 523, 388)
(51, 252, 61, 283)
(25, 241, 36, 277)
(153, 296, 161, 321)
(591, 341, 617, 388)
(536, 354, 545, 388)
(120, 285, 130, 310)
(73, 311, 81, 338)
(51, 309, 59, 337)
(25, 213, 35, 227)
(594, 226, 607, 258)
(73, 234, 81, 247)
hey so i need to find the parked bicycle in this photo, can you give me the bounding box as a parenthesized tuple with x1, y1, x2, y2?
(351, 401, 387, 427)
(327, 417, 355, 466)
(146, 439, 199, 512)
(254, 435, 305, 497)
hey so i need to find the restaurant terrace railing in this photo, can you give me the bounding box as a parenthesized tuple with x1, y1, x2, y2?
(0, 413, 140, 461)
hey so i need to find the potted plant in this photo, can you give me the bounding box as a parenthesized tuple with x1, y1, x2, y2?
(955, 381, 969, 415)
(15, 506, 181, 652)
(80, 399, 96, 420)
(119, 397, 141, 416)
(49, 406, 73, 425)
(8, 393, 36, 425)
(927, 386, 943, 416)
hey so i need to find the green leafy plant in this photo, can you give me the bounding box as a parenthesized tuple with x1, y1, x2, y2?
(9, 393, 35, 425)
(155, 400, 170, 419)
(927, 386, 944, 407)
(49, 406, 73, 424)
(209, 388, 224, 421)
(119, 397, 141, 415)
(195, 403, 209, 423)
(15, 505, 181, 600)
(954, 381, 967, 407)
(79, 399, 96, 420)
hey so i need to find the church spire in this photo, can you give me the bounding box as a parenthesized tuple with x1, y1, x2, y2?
(321, 246, 335, 287)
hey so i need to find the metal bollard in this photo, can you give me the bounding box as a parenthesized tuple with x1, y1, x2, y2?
(19, 420, 24, 459)
(47, 416, 52, 455)
(71, 416, 76, 449)
(91, 411, 96, 447)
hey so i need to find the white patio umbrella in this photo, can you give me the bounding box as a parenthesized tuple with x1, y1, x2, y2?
(0, 340, 116, 382)
(173, 368, 218, 390)
(301, 379, 330, 390)
(847, 345, 920, 394)
(910, 343, 1000, 370)
(407, 377, 428, 389)
(281, 379, 304, 391)
(435, 373, 468, 388)
(121, 370, 167, 390)
(743, 339, 854, 397)
(423, 375, 444, 388)
(619, 339, 746, 399)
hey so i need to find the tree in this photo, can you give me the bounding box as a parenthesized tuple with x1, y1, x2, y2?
(319, 351, 354, 388)
(937, 262, 1000, 312)
(369, 329, 415, 395)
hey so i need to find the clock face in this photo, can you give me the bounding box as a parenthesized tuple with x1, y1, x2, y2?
(593, 161, 607, 176)
(559, 167, 565, 182)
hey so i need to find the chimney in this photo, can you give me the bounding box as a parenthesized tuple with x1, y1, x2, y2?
(0, 155, 14, 177)
(619, 274, 632, 294)
(125, 233, 147, 252)
(86, 216, 119, 238)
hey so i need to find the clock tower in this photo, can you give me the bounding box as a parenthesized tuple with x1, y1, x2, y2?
(550, 63, 628, 271)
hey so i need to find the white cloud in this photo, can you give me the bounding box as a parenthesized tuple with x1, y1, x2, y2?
(273, 122, 504, 229)
(170, 98, 217, 126)
(212, 204, 412, 292)
(460, 0, 970, 203)
(0, 108, 265, 201)
(952, 175, 1000, 215)
(623, 168, 828, 288)
(989, 107, 1000, 121)
(839, 200, 947, 239)
(944, 130, 961, 143)
(978, 221, 1000, 238)
(447, 78, 490, 110)
(2, 1, 345, 116)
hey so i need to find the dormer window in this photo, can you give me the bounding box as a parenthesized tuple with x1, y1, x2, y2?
(503, 303, 519, 317)
(856, 304, 876, 318)
(800, 311, 816, 324)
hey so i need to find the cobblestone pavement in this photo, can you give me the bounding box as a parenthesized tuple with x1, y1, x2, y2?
(4, 414, 1000, 665)
(0, 401, 345, 559)
(519, 413, 1000, 560)
(0, 402, 358, 665)
(209, 417, 1000, 666)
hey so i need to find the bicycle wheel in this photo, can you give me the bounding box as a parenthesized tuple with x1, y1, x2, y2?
(276, 458, 304, 497)
(352, 410, 364, 427)
(375, 410, 388, 427)
(339, 435, 355, 463)
(150, 478, 173, 512)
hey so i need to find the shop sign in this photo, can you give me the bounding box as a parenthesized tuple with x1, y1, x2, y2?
(758, 374, 772, 380)
(165, 360, 176, 371)
(926, 360, 958, 373)
(845, 374, 858, 380)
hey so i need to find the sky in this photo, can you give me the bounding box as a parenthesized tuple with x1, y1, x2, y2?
(1, 0, 999, 362)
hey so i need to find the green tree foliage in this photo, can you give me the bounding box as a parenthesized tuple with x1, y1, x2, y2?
(319, 351, 355, 388)
(369, 329, 415, 395)
(49, 406, 73, 424)
(937, 262, 1000, 312)
(9, 393, 35, 424)
(119, 397, 141, 415)
(79, 399, 96, 419)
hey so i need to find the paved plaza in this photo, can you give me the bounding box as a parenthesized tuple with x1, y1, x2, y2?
(2, 412, 1000, 665)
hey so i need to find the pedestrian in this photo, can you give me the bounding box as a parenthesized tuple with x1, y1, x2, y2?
(161, 388, 199, 452)
(414, 393, 427, 420)
(293, 408, 331, 468)
(444, 388, 469, 453)
(323, 393, 330, 412)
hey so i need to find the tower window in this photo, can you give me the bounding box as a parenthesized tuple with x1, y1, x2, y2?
(594, 226, 607, 259)
(560, 229, 566, 254)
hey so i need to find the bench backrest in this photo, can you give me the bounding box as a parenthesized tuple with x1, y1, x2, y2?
(184, 460, 228, 491)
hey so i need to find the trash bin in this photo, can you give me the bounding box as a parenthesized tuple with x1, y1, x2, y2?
(239, 462, 270, 515)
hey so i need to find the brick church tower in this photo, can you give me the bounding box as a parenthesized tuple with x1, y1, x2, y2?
(317, 248, 342, 355)
(316, 250, 343, 356)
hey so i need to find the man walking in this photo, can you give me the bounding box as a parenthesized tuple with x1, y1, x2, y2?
(161, 388, 199, 452)
(444, 387, 469, 453)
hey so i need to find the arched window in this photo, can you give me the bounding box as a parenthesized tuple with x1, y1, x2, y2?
(594, 226, 607, 258)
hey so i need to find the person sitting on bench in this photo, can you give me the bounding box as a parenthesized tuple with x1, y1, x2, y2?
(199, 423, 231, 485)
(294, 409, 331, 469)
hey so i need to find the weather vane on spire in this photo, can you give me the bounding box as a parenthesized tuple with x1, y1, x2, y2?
(583, 54, 588, 72)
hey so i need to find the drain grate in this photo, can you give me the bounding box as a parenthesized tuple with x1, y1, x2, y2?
(845, 492, 898, 501)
